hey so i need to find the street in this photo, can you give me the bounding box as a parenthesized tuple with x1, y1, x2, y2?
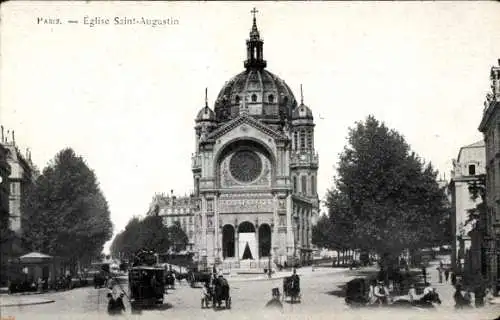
(2, 267, 499, 320)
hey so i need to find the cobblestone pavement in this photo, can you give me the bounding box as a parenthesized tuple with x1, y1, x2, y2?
(2, 267, 499, 320)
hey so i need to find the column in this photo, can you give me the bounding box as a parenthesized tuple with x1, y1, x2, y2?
(255, 222, 260, 260)
(298, 208, 303, 251)
(214, 194, 220, 262)
(272, 194, 278, 263)
(286, 193, 294, 262)
(200, 195, 208, 269)
(235, 229, 239, 261)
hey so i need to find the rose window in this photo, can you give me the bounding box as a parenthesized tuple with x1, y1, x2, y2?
(229, 150, 262, 183)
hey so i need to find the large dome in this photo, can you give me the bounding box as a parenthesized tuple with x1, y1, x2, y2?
(214, 69, 298, 124)
(212, 13, 298, 125)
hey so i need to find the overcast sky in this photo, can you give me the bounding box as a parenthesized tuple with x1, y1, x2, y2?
(1, 2, 499, 253)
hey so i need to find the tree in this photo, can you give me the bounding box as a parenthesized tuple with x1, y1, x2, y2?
(21, 148, 113, 271)
(110, 216, 189, 261)
(167, 221, 189, 252)
(327, 116, 450, 259)
(467, 174, 486, 227)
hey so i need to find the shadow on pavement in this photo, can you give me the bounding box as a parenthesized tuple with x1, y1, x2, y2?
(326, 284, 346, 298)
(130, 302, 174, 314)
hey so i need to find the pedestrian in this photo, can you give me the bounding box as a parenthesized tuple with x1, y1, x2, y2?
(474, 285, 485, 308)
(451, 272, 457, 286)
(114, 293, 126, 314)
(444, 269, 450, 282)
(437, 267, 443, 283)
(485, 287, 494, 305)
(408, 284, 417, 303)
(265, 288, 283, 310)
(107, 293, 116, 314)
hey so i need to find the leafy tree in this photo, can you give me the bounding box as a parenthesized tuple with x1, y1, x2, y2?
(327, 116, 450, 259)
(466, 174, 486, 227)
(21, 148, 113, 272)
(311, 215, 332, 249)
(110, 216, 189, 261)
(167, 221, 189, 252)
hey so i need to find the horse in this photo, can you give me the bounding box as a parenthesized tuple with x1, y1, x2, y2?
(189, 271, 212, 288)
(283, 276, 301, 303)
(212, 277, 231, 309)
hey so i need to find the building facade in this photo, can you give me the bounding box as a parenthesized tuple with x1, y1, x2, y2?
(478, 59, 500, 293)
(0, 136, 11, 230)
(1, 127, 36, 233)
(146, 192, 196, 250)
(190, 13, 319, 270)
(450, 141, 486, 275)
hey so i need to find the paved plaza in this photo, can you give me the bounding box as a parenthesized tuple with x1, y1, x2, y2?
(2, 266, 499, 320)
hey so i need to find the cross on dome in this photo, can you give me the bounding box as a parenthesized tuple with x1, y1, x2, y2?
(251, 7, 258, 19)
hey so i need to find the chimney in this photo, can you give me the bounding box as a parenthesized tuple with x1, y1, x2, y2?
(1, 125, 3, 143)
(12, 130, 15, 145)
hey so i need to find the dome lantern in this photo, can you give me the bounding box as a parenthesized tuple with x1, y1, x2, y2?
(292, 84, 313, 121)
(195, 88, 216, 123)
(244, 8, 267, 70)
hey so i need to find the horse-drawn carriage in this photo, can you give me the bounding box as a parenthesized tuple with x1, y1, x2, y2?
(128, 266, 165, 310)
(201, 276, 232, 309)
(283, 275, 301, 303)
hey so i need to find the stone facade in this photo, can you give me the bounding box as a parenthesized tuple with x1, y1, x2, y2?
(0, 139, 11, 229)
(190, 13, 319, 270)
(449, 141, 486, 282)
(478, 59, 500, 293)
(0, 127, 35, 234)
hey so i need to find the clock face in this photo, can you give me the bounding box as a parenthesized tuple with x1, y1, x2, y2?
(229, 150, 262, 183)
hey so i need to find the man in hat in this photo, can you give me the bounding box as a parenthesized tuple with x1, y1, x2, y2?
(373, 280, 390, 305)
(265, 288, 283, 309)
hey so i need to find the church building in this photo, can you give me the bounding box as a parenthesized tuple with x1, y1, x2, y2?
(191, 10, 319, 269)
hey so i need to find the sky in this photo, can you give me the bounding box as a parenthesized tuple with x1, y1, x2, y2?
(1, 2, 499, 254)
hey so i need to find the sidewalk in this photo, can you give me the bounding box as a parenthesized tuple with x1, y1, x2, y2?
(0, 295, 55, 307)
(227, 266, 349, 282)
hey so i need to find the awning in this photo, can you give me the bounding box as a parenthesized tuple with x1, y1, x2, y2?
(19, 252, 53, 264)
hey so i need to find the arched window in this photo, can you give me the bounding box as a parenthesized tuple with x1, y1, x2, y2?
(268, 94, 274, 103)
(307, 130, 313, 150)
(301, 175, 307, 194)
(300, 130, 306, 150)
(293, 176, 297, 193)
(251, 94, 257, 102)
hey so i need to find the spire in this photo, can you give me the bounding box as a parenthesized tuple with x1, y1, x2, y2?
(250, 7, 260, 40)
(244, 8, 266, 70)
(205, 87, 208, 108)
(300, 84, 304, 105)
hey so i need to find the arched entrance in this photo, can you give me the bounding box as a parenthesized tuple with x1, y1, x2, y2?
(258, 224, 272, 258)
(238, 221, 256, 260)
(222, 225, 235, 258)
